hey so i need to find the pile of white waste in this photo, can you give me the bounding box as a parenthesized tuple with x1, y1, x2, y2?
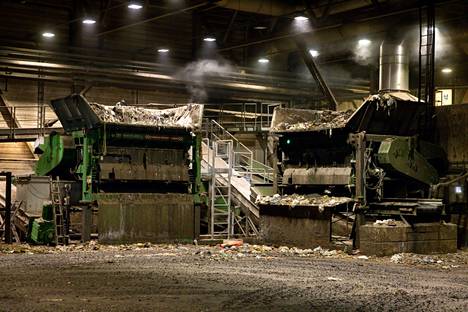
(90, 102, 202, 129)
(257, 193, 352, 208)
(272, 109, 354, 132)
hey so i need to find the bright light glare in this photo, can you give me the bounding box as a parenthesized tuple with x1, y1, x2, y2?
(258, 58, 269, 64)
(294, 16, 309, 21)
(309, 49, 319, 57)
(82, 19, 96, 24)
(358, 39, 371, 47)
(203, 37, 216, 42)
(157, 48, 170, 53)
(128, 3, 143, 10)
(42, 32, 55, 38)
(441, 68, 452, 73)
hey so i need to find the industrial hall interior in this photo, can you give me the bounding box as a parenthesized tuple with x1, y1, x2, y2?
(0, 0, 467, 311)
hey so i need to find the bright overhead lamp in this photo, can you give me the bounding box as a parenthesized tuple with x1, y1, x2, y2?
(441, 68, 452, 73)
(258, 58, 269, 64)
(294, 16, 309, 21)
(82, 18, 96, 24)
(128, 2, 143, 10)
(42, 32, 55, 38)
(203, 37, 216, 42)
(157, 48, 170, 53)
(309, 49, 319, 57)
(358, 39, 371, 47)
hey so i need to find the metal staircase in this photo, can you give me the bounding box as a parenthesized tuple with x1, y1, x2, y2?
(210, 140, 234, 238)
(202, 120, 275, 238)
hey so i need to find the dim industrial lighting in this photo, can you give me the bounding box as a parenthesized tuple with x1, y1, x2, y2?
(294, 16, 309, 21)
(82, 18, 96, 24)
(254, 26, 268, 30)
(309, 49, 319, 57)
(258, 58, 269, 64)
(42, 32, 55, 38)
(203, 37, 216, 42)
(441, 67, 452, 74)
(358, 39, 371, 47)
(128, 2, 143, 10)
(157, 48, 170, 53)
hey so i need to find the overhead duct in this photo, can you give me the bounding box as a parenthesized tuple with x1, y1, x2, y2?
(379, 41, 409, 92)
(216, 0, 380, 17)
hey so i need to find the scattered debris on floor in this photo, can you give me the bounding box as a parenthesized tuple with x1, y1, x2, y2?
(90, 102, 202, 129)
(0, 242, 466, 269)
(387, 252, 467, 268)
(257, 193, 352, 208)
(326, 277, 343, 281)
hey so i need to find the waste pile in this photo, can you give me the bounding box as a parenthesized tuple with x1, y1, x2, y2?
(90, 102, 202, 129)
(272, 109, 354, 132)
(389, 252, 467, 269)
(257, 193, 353, 208)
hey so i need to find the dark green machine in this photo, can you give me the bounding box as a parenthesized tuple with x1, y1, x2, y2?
(35, 94, 205, 243)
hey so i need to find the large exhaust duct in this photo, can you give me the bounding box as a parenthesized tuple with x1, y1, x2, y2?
(379, 41, 409, 92)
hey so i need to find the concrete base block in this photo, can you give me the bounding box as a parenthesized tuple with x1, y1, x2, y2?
(260, 215, 331, 248)
(360, 222, 457, 256)
(97, 193, 196, 244)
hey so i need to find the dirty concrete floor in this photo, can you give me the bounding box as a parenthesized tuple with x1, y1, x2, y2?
(0, 244, 467, 312)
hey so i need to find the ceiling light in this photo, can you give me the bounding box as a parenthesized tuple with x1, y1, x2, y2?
(258, 58, 269, 64)
(128, 2, 143, 10)
(157, 48, 170, 53)
(294, 16, 309, 21)
(358, 39, 371, 47)
(82, 18, 96, 24)
(42, 32, 55, 38)
(203, 37, 216, 42)
(254, 26, 268, 30)
(441, 68, 452, 73)
(309, 49, 319, 58)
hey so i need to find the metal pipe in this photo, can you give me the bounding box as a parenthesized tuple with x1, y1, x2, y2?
(1, 172, 13, 244)
(379, 41, 409, 92)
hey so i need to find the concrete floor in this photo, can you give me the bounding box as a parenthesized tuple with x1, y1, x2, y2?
(0, 244, 467, 311)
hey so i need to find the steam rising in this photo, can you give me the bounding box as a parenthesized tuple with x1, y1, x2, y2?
(177, 59, 234, 102)
(353, 41, 374, 65)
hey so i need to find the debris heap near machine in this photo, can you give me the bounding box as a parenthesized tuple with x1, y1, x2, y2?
(271, 109, 354, 132)
(257, 193, 352, 208)
(90, 102, 202, 129)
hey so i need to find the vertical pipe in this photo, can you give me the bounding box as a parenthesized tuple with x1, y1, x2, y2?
(4, 172, 12, 244)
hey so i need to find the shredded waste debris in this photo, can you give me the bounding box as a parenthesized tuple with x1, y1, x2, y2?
(0, 242, 466, 269)
(257, 193, 353, 208)
(374, 219, 397, 226)
(272, 109, 354, 132)
(89, 102, 202, 129)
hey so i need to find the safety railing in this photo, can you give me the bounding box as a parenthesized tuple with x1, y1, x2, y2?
(208, 120, 253, 183)
(0, 105, 60, 139)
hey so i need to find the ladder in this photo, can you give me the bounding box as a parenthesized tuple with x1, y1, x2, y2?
(50, 177, 68, 245)
(418, 1, 435, 136)
(210, 139, 233, 238)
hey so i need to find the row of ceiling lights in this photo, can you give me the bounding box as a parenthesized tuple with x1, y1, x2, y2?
(41, 1, 143, 38)
(40, 11, 454, 73)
